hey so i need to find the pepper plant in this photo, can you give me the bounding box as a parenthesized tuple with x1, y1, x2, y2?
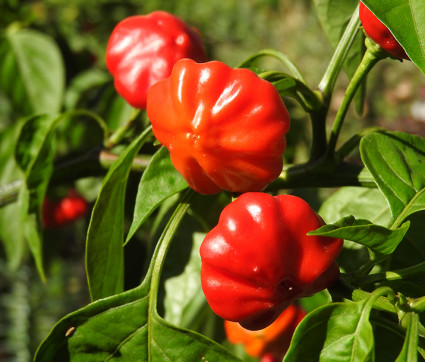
(1, 0, 425, 361)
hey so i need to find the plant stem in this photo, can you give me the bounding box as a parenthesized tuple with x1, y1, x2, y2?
(318, 4, 361, 102)
(272, 161, 376, 189)
(326, 39, 387, 159)
(148, 189, 194, 321)
(0, 151, 151, 208)
(237, 48, 306, 83)
(106, 109, 142, 148)
(352, 289, 397, 313)
(356, 261, 425, 287)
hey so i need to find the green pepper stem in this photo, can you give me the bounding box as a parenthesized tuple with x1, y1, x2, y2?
(318, 4, 361, 102)
(356, 261, 425, 288)
(326, 39, 386, 159)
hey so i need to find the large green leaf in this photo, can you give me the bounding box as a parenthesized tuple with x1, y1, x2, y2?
(319, 187, 391, 272)
(125, 147, 188, 244)
(86, 126, 153, 301)
(362, 0, 425, 73)
(36, 196, 239, 362)
(34, 279, 239, 361)
(360, 131, 425, 227)
(309, 215, 410, 257)
(319, 186, 391, 226)
(0, 28, 64, 115)
(284, 299, 375, 361)
(285, 288, 393, 361)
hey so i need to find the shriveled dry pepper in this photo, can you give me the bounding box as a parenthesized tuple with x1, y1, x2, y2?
(200, 192, 342, 330)
(106, 11, 207, 109)
(146, 59, 290, 194)
(359, 1, 409, 60)
(225, 304, 306, 360)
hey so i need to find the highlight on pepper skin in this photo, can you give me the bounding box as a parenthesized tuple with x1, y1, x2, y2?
(106, 11, 207, 109)
(146, 59, 290, 195)
(199, 192, 342, 331)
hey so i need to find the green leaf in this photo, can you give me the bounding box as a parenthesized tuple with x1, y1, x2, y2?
(86, 126, 153, 301)
(313, 0, 364, 80)
(164, 231, 206, 328)
(14, 114, 65, 280)
(0, 28, 65, 115)
(319, 186, 391, 226)
(362, 0, 425, 73)
(284, 299, 375, 361)
(125, 147, 188, 244)
(360, 131, 425, 227)
(34, 280, 239, 361)
(0, 124, 25, 270)
(64, 68, 111, 111)
(237, 48, 306, 83)
(396, 312, 420, 362)
(309, 215, 410, 257)
(319, 187, 391, 272)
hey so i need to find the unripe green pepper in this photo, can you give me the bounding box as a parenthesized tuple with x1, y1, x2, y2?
(200, 192, 342, 330)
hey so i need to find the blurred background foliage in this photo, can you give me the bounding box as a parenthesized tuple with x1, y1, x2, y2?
(0, 0, 424, 360)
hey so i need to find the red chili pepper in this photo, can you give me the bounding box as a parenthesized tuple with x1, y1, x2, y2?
(225, 304, 306, 359)
(106, 11, 207, 109)
(42, 190, 88, 228)
(200, 192, 342, 330)
(147, 59, 290, 194)
(359, 2, 409, 60)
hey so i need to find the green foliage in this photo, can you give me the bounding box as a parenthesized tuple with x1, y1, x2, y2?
(0, 0, 425, 361)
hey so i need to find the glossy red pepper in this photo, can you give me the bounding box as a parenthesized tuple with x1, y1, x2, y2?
(200, 192, 342, 330)
(106, 11, 207, 109)
(146, 59, 290, 194)
(359, 2, 409, 60)
(225, 304, 306, 359)
(42, 190, 88, 228)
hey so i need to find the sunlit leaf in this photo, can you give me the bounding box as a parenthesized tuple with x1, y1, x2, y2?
(360, 131, 425, 227)
(309, 215, 410, 256)
(284, 298, 375, 361)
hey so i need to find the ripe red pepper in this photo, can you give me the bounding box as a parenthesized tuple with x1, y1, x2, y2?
(359, 2, 409, 60)
(106, 11, 207, 109)
(147, 59, 290, 194)
(225, 304, 306, 359)
(200, 192, 342, 330)
(42, 190, 88, 228)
